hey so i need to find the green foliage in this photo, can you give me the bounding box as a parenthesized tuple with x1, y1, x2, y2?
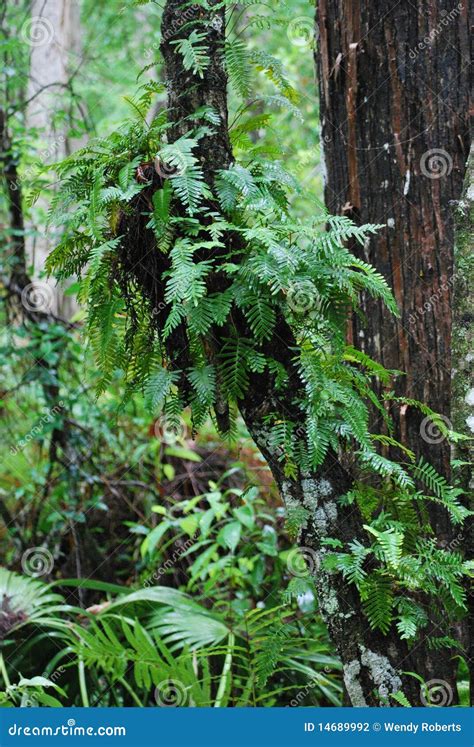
(172, 31, 210, 78)
(359, 572, 394, 635)
(2, 0, 470, 709)
(324, 474, 472, 638)
(46, 77, 404, 486)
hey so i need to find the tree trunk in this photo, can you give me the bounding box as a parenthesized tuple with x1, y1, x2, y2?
(317, 0, 470, 490)
(317, 0, 470, 699)
(146, 0, 455, 706)
(25, 0, 81, 317)
(452, 143, 474, 493)
(452, 144, 474, 699)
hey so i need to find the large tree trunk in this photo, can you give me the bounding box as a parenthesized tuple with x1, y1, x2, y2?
(317, 0, 470, 489)
(146, 0, 454, 706)
(317, 0, 470, 698)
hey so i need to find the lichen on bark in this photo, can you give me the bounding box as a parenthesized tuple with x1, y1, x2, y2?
(452, 144, 474, 481)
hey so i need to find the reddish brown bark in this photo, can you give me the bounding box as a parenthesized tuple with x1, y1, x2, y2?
(317, 0, 471, 502)
(316, 0, 471, 699)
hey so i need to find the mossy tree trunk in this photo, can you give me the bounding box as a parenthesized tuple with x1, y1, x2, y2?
(129, 0, 469, 705)
(452, 144, 474, 699)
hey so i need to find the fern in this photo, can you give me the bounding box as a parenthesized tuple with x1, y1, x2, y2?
(145, 368, 179, 413)
(364, 525, 404, 569)
(225, 38, 251, 98)
(45, 30, 471, 661)
(218, 338, 251, 400)
(360, 573, 394, 634)
(171, 31, 210, 78)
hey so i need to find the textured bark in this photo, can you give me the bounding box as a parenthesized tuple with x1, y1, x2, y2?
(317, 0, 470, 497)
(161, 0, 232, 182)
(149, 0, 449, 706)
(317, 0, 471, 696)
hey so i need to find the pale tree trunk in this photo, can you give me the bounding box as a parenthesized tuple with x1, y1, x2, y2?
(316, 0, 471, 698)
(112, 0, 458, 705)
(25, 0, 82, 317)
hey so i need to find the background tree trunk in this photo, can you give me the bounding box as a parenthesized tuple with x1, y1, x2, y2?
(25, 0, 81, 317)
